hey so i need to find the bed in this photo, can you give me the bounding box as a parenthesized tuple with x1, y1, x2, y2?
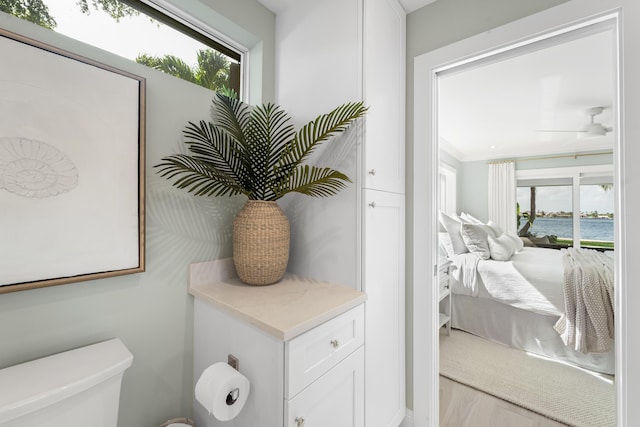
(438, 213, 615, 375)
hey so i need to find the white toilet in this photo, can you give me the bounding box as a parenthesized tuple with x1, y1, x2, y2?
(0, 338, 133, 427)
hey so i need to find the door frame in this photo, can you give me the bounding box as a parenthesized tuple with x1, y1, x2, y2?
(412, 1, 637, 425)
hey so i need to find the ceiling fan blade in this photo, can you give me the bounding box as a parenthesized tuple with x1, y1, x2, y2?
(536, 129, 587, 133)
(583, 122, 612, 136)
(535, 107, 611, 136)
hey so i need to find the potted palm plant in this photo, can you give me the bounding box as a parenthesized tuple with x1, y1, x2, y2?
(155, 92, 367, 285)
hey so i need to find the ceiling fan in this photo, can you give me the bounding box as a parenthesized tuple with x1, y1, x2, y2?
(537, 107, 613, 136)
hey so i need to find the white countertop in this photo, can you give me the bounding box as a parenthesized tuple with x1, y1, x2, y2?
(188, 258, 367, 341)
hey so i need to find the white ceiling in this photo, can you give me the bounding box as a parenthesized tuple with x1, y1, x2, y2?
(258, 0, 437, 15)
(438, 28, 615, 161)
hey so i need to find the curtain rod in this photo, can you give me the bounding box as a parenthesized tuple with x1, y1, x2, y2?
(488, 151, 613, 164)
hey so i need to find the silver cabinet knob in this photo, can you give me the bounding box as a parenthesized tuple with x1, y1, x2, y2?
(330, 339, 339, 348)
(369, 201, 376, 208)
(368, 169, 376, 175)
(295, 416, 305, 426)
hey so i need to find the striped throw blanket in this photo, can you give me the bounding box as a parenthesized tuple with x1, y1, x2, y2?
(554, 247, 615, 354)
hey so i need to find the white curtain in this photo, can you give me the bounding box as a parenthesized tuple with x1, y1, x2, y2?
(488, 161, 516, 236)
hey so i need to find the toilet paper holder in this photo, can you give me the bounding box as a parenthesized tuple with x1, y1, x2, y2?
(226, 387, 240, 405)
(228, 354, 239, 371)
(226, 354, 241, 406)
(195, 355, 250, 421)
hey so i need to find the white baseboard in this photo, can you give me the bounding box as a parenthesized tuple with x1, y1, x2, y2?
(400, 409, 414, 427)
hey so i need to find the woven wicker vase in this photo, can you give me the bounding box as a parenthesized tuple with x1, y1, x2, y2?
(233, 200, 290, 285)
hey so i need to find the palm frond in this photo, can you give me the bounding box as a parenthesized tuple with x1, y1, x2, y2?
(274, 165, 352, 199)
(277, 101, 367, 170)
(246, 103, 296, 199)
(154, 154, 249, 198)
(156, 96, 366, 201)
(182, 120, 251, 189)
(249, 103, 296, 161)
(210, 92, 252, 145)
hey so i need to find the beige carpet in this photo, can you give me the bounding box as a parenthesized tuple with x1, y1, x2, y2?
(440, 330, 615, 427)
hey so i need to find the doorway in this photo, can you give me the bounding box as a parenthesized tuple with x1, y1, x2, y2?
(412, 4, 628, 427)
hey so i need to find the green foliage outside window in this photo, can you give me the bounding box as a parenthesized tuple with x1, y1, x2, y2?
(0, 0, 57, 28)
(2, 0, 234, 93)
(137, 49, 231, 92)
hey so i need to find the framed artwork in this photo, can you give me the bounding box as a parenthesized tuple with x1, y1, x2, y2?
(0, 28, 146, 293)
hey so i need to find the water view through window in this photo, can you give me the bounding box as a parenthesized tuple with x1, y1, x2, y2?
(517, 183, 614, 248)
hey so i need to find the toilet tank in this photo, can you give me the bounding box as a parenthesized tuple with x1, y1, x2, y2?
(0, 338, 133, 427)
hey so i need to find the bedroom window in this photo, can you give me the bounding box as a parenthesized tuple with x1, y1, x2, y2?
(516, 166, 614, 250)
(3, 0, 243, 95)
(579, 182, 614, 247)
(517, 184, 574, 245)
(439, 163, 457, 215)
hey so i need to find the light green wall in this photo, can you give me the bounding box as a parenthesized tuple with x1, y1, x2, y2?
(405, 0, 569, 411)
(0, 2, 274, 425)
(458, 160, 490, 221)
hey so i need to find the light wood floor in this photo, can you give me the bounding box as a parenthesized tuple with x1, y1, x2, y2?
(439, 376, 569, 427)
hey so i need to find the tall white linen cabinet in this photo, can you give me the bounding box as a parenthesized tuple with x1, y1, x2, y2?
(276, 0, 406, 426)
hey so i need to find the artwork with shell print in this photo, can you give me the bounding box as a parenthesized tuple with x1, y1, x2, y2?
(0, 28, 145, 293)
(0, 137, 78, 198)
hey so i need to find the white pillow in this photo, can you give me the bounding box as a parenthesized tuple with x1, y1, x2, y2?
(488, 233, 517, 261)
(460, 212, 483, 224)
(438, 232, 455, 259)
(439, 212, 469, 255)
(460, 223, 494, 260)
(486, 220, 504, 237)
(504, 233, 524, 252)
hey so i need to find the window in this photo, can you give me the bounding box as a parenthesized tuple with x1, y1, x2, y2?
(2, 0, 242, 95)
(580, 182, 614, 246)
(439, 163, 457, 215)
(516, 166, 614, 249)
(517, 183, 574, 244)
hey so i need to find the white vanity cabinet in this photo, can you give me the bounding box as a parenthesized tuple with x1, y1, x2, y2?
(284, 310, 365, 427)
(189, 259, 366, 427)
(285, 347, 364, 427)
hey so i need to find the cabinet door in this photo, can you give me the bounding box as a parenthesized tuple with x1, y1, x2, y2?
(363, 0, 406, 193)
(364, 189, 405, 427)
(193, 299, 285, 427)
(285, 346, 364, 427)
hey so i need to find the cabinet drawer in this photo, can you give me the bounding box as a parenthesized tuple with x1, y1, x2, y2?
(285, 346, 364, 427)
(285, 304, 364, 399)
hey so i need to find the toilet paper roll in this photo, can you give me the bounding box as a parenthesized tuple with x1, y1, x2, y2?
(195, 362, 250, 421)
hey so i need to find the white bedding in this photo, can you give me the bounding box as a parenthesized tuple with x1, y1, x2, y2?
(446, 245, 615, 372)
(555, 247, 615, 353)
(449, 247, 565, 316)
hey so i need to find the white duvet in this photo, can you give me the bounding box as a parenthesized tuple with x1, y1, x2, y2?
(449, 247, 565, 316)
